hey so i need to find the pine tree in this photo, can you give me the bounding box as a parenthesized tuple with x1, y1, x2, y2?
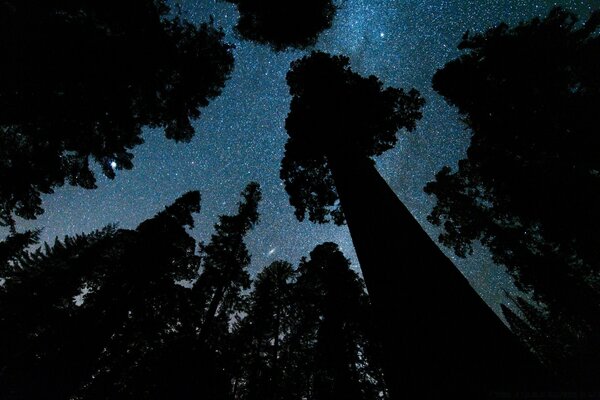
(0, 226, 122, 399)
(81, 191, 202, 398)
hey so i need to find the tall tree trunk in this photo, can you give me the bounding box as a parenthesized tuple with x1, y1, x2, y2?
(200, 284, 225, 341)
(327, 153, 550, 398)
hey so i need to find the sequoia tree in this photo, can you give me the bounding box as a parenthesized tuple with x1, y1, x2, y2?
(424, 7, 600, 384)
(0, 0, 234, 228)
(280, 51, 547, 397)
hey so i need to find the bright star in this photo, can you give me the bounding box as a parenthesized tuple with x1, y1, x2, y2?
(380, 32, 385, 38)
(110, 161, 117, 169)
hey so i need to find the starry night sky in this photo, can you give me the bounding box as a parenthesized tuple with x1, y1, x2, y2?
(15, 0, 600, 315)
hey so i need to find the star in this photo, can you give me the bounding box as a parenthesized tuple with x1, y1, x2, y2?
(18, 0, 591, 317)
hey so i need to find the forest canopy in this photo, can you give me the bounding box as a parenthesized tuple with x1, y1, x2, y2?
(223, 0, 337, 50)
(0, 0, 234, 228)
(425, 7, 600, 380)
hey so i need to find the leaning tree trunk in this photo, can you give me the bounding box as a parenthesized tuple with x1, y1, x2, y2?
(327, 152, 550, 399)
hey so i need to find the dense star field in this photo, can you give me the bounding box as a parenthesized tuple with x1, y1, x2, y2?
(13, 0, 599, 313)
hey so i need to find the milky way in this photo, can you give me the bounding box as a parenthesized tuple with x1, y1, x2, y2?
(15, 0, 599, 315)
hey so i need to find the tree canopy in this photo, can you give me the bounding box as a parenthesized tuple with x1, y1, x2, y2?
(0, 188, 203, 399)
(193, 181, 262, 342)
(0, 0, 234, 228)
(223, 0, 337, 51)
(280, 51, 424, 224)
(234, 244, 387, 400)
(291, 243, 386, 400)
(0, 183, 391, 399)
(424, 7, 600, 377)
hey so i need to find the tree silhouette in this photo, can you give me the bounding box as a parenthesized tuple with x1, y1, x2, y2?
(424, 7, 600, 384)
(223, 0, 337, 51)
(234, 260, 296, 400)
(282, 51, 424, 225)
(0, 190, 203, 399)
(0, 226, 123, 399)
(0, 0, 234, 228)
(280, 51, 547, 397)
(292, 243, 386, 400)
(80, 191, 203, 398)
(234, 244, 387, 400)
(0, 183, 266, 399)
(193, 182, 261, 343)
(0, 230, 39, 268)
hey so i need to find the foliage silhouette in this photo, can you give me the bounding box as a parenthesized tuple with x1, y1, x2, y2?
(0, 188, 206, 399)
(0, 0, 234, 228)
(194, 182, 261, 343)
(425, 7, 600, 383)
(0, 184, 391, 399)
(223, 0, 337, 51)
(234, 244, 387, 400)
(0, 230, 39, 269)
(280, 51, 549, 398)
(0, 226, 122, 399)
(233, 260, 297, 400)
(291, 243, 387, 400)
(282, 51, 424, 225)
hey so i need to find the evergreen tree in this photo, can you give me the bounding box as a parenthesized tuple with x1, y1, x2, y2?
(292, 243, 386, 400)
(0, 0, 234, 228)
(234, 244, 387, 400)
(0, 230, 39, 269)
(194, 182, 262, 341)
(234, 261, 296, 400)
(223, 0, 337, 51)
(0, 226, 123, 399)
(0, 190, 203, 399)
(280, 51, 546, 397)
(0, 184, 395, 399)
(80, 191, 203, 398)
(424, 7, 600, 384)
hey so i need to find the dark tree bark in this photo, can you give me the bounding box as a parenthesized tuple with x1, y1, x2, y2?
(328, 152, 550, 398)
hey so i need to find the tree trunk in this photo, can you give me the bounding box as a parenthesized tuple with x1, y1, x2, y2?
(200, 284, 225, 341)
(272, 301, 281, 400)
(327, 153, 550, 398)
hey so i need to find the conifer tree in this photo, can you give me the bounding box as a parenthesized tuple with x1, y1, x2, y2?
(291, 243, 386, 400)
(425, 7, 600, 384)
(0, 226, 123, 399)
(234, 244, 387, 400)
(194, 182, 262, 342)
(234, 261, 296, 400)
(0, 0, 234, 228)
(0, 190, 203, 399)
(280, 51, 546, 397)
